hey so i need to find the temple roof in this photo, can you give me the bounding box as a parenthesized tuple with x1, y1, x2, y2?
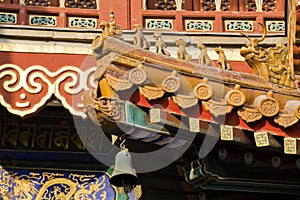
(84, 33, 300, 155)
(0, 22, 299, 154)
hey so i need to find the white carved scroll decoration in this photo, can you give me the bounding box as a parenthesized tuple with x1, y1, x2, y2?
(0, 64, 96, 118)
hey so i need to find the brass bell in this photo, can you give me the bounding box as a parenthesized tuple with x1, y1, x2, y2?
(110, 149, 138, 193)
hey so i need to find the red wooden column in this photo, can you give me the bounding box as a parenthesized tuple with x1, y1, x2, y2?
(174, 11, 183, 31)
(239, 0, 246, 11)
(214, 12, 223, 32)
(19, 5, 27, 25)
(130, 0, 143, 28)
(230, 0, 239, 11)
(100, 0, 131, 29)
(276, 0, 285, 12)
(58, 8, 67, 27)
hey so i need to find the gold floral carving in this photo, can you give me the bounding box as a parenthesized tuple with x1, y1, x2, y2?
(89, 97, 126, 129)
(36, 178, 78, 199)
(237, 107, 262, 122)
(203, 100, 233, 117)
(105, 74, 133, 91)
(274, 113, 298, 128)
(139, 85, 165, 100)
(128, 68, 147, 85)
(193, 78, 212, 101)
(172, 94, 198, 109)
(226, 85, 246, 107)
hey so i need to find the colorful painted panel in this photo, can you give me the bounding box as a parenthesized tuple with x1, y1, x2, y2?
(0, 12, 17, 24)
(68, 17, 98, 29)
(29, 15, 57, 26)
(0, 167, 115, 199)
(0, 167, 140, 199)
(185, 19, 213, 31)
(266, 20, 285, 32)
(145, 19, 173, 30)
(224, 20, 254, 32)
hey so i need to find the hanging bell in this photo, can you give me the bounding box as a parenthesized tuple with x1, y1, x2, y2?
(110, 149, 138, 193)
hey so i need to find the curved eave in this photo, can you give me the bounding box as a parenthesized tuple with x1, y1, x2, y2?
(87, 35, 300, 155)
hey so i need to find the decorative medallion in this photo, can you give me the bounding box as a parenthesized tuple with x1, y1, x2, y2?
(105, 74, 133, 91)
(226, 85, 246, 107)
(254, 91, 279, 117)
(139, 85, 165, 100)
(260, 98, 279, 117)
(254, 132, 269, 147)
(172, 94, 198, 109)
(237, 107, 262, 123)
(162, 72, 181, 93)
(284, 138, 297, 154)
(193, 78, 212, 101)
(128, 68, 147, 85)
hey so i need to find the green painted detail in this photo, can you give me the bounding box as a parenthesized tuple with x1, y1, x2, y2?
(125, 101, 147, 127)
(30, 16, 57, 26)
(125, 101, 169, 134)
(69, 18, 97, 28)
(0, 13, 16, 24)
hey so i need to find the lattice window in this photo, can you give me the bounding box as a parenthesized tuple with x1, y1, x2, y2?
(25, 0, 50, 6)
(65, 0, 96, 9)
(246, 0, 256, 11)
(200, 0, 230, 11)
(0, 0, 4, 3)
(246, 0, 277, 12)
(0, 0, 17, 4)
(24, 0, 58, 6)
(154, 0, 177, 10)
